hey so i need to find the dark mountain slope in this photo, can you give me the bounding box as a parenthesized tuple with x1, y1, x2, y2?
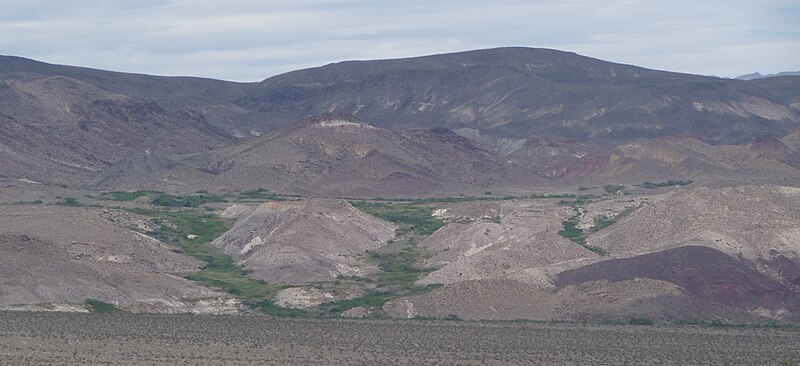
(0, 75, 233, 184)
(239, 47, 800, 144)
(0, 55, 262, 135)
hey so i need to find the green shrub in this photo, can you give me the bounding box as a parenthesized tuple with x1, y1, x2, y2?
(628, 317, 653, 325)
(350, 201, 445, 236)
(258, 301, 309, 317)
(85, 299, 126, 314)
(150, 193, 227, 207)
(238, 188, 287, 201)
(60, 197, 83, 207)
(102, 191, 159, 201)
(639, 180, 693, 189)
(603, 184, 625, 194)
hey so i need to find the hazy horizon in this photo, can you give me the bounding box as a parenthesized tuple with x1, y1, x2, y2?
(1, 1, 798, 81)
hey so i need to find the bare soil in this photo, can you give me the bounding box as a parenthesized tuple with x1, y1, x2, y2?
(1, 312, 798, 365)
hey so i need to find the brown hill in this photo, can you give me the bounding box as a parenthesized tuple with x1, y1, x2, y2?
(89, 114, 547, 196)
(87, 113, 800, 196)
(212, 199, 395, 283)
(385, 185, 800, 322)
(0, 205, 237, 313)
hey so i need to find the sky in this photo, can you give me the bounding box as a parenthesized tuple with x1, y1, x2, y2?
(1, 0, 798, 82)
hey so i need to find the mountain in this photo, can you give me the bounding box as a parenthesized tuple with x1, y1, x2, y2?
(0, 75, 235, 185)
(88, 114, 547, 196)
(1, 48, 799, 187)
(737, 71, 800, 80)
(240, 47, 800, 144)
(86, 113, 800, 197)
(2, 49, 800, 323)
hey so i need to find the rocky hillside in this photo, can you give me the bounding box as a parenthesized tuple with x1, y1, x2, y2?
(240, 47, 800, 144)
(213, 199, 395, 283)
(385, 185, 800, 323)
(0, 74, 235, 185)
(89, 114, 800, 196)
(1, 49, 799, 187)
(88, 114, 547, 196)
(0, 205, 238, 313)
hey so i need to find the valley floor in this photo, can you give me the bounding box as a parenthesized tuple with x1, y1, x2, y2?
(0, 312, 798, 365)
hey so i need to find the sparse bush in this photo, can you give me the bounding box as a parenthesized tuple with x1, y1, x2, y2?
(628, 317, 653, 325)
(258, 301, 308, 317)
(350, 201, 445, 236)
(603, 184, 625, 194)
(102, 190, 160, 201)
(238, 188, 288, 201)
(639, 180, 693, 189)
(60, 197, 83, 207)
(85, 299, 126, 314)
(150, 193, 227, 207)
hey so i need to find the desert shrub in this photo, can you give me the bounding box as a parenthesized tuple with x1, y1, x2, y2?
(558, 220, 583, 239)
(60, 197, 83, 207)
(350, 201, 445, 236)
(258, 301, 308, 317)
(628, 317, 653, 325)
(102, 191, 160, 201)
(150, 193, 227, 207)
(85, 299, 126, 314)
(13, 199, 43, 205)
(603, 184, 625, 194)
(639, 180, 693, 189)
(238, 188, 287, 201)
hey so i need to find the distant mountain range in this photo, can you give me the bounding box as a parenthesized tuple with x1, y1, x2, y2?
(1, 47, 799, 190)
(737, 71, 800, 80)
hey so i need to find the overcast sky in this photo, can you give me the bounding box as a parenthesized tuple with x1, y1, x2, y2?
(1, 0, 798, 81)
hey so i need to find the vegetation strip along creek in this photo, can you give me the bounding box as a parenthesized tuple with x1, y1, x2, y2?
(125, 198, 446, 317)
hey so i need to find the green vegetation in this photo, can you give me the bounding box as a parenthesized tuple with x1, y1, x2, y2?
(351, 193, 581, 204)
(639, 180, 694, 189)
(589, 206, 637, 233)
(558, 199, 639, 255)
(150, 193, 228, 207)
(258, 300, 309, 317)
(557, 204, 609, 256)
(602, 184, 625, 194)
(672, 318, 790, 329)
(13, 199, 43, 205)
(342, 201, 448, 316)
(130, 203, 446, 318)
(85, 299, 127, 314)
(59, 197, 83, 207)
(239, 188, 282, 200)
(558, 219, 586, 245)
(129, 209, 281, 307)
(101, 191, 160, 201)
(628, 317, 654, 325)
(350, 201, 445, 236)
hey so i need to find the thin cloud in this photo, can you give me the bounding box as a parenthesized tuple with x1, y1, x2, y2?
(0, 0, 797, 81)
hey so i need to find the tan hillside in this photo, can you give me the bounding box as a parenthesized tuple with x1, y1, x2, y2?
(212, 199, 396, 283)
